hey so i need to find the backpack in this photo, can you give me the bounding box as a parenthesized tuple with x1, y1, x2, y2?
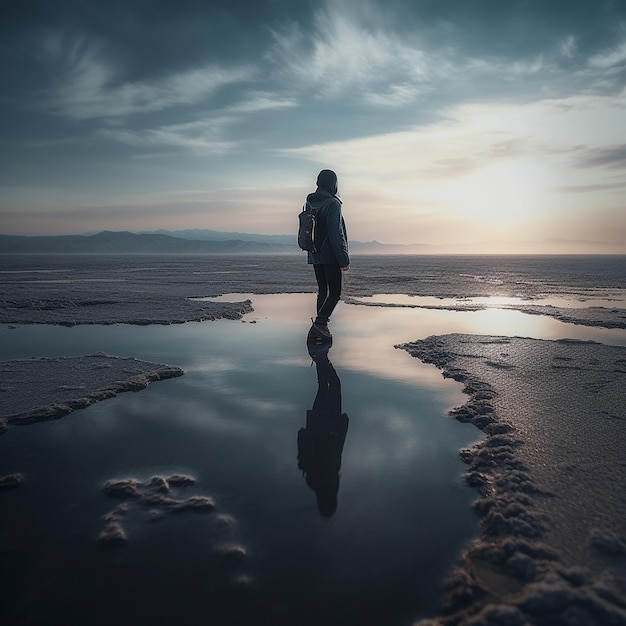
(297, 200, 329, 252)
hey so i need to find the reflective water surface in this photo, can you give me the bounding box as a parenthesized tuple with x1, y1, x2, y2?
(1, 292, 624, 626)
(0, 294, 480, 626)
(351, 292, 626, 309)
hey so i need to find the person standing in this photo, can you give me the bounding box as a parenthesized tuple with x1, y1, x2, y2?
(306, 169, 350, 342)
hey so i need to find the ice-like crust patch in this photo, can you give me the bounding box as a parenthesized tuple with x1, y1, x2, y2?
(97, 473, 253, 588)
(0, 473, 23, 491)
(98, 474, 215, 546)
(0, 297, 253, 326)
(397, 334, 626, 626)
(0, 354, 184, 425)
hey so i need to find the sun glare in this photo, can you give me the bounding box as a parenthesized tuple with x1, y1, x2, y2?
(448, 161, 548, 224)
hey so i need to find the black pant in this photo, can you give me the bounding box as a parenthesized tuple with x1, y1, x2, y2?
(314, 264, 342, 324)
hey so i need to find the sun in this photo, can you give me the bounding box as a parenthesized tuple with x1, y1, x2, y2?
(447, 160, 549, 224)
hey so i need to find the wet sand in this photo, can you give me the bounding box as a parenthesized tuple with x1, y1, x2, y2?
(399, 334, 626, 626)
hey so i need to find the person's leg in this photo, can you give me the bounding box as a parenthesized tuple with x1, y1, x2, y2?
(313, 264, 329, 315)
(312, 357, 342, 415)
(315, 264, 342, 324)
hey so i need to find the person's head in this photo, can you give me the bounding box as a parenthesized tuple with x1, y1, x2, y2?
(316, 169, 338, 195)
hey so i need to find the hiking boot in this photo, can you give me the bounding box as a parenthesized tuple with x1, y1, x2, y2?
(307, 321, 332, 344)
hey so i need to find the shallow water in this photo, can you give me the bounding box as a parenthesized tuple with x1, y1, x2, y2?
(2, 290, 625, 626)
(0, 295, 480, 626)
(352, 292, 626, 309)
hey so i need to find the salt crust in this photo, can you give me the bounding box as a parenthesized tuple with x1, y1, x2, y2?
(0, 353, 183, 424)
(0, 298, 253, 326)
(0, 472, 23, 490)
(398, 334, 626, 626)
(98, 473, 252, 587)
(98, 474, 214, 546)
(1, 255, 622, 329)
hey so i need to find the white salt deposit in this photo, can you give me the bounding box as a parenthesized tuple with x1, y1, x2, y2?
(1, 354, 183, 423)
(399, 334, 626, 625)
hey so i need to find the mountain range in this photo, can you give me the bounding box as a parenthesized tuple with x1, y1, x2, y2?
(0, 230, 621, 255)
(0, 229, 432, 255)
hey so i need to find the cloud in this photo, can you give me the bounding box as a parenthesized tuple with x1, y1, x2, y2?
(44, 33, 254, 119)
(364, 83, 425, 108)
(588, 40, 626, 69)
(574, 144, 626, 169)
(280, 91, 626, 181)
(554, 181, 626, 193)
(559, 35, 577, 59)
(97, 92, 297, 153)
(265, 3, 626, 113)
(225, 91, 298, 114)
(277, 116, 524, 186)
(267, 6, 444, 107)
(98, 117, 238, 153)
(275, 89, 626, 245)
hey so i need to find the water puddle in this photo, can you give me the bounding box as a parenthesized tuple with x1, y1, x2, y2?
(2, 291, 624, 625)
(348, 292, 626, 309)
(0, 294, 480, 626)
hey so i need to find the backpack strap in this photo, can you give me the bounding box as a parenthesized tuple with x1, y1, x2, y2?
(313, 197, 337, 251)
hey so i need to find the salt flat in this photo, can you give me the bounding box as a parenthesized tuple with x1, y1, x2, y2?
(400, 334, 626, 626)
(1, 254, 625, 626)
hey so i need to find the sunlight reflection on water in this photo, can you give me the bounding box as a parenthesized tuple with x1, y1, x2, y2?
(199, 292, 626, 362)
(349, 292, 626, 309)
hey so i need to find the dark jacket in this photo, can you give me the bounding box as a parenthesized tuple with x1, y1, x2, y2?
(305, 187, 350, 267)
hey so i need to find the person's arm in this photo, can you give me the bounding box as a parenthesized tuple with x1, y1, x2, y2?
(326, 201, 350, 268)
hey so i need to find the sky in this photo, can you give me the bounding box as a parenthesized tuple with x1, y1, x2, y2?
(1, 0, 625, 253)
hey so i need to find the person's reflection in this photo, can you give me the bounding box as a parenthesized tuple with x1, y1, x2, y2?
(298, 341, 349, 517)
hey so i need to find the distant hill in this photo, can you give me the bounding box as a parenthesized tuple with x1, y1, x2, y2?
(145, 228, 433, 254)
(0, 231, 297, 254)
(141, 229, 435, 254)
(0, 230, 434, 255)
(348, 240, 434, 254)
(4, 230, 616, 255)
(141, 228, 296, 246)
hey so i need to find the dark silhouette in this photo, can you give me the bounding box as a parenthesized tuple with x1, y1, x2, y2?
(304, 169, 350, 344)
(298, 342, 349, 517)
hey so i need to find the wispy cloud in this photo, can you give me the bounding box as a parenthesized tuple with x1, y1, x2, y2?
(44, 33, 254, 119)
(98, 116, 238, 153)
(554, 181, 626, 193)
(268, 4, 626, 110)
(224, 91, 298, 114)
(588, 40, 626, 69)
(97, 91, 297, 152)
(574, 144, 626, 169)
(559, 35, 577, 59)
(267, 7, 443, 107)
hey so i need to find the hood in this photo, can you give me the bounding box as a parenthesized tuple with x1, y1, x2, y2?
(317, 169, 338, 194)
(306, 187, 342, 208)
